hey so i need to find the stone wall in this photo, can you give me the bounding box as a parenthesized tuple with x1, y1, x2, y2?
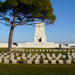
(0, 43, 75, 48)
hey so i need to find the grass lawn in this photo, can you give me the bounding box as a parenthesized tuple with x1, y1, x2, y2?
(0, 64, 75, 75)
(0, 48, 8, 52)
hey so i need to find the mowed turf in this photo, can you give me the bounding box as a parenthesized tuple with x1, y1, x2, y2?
(0, 64, 75, 75)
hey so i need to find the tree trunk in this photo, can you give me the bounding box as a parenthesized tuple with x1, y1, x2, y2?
(8, 26, 15, 52)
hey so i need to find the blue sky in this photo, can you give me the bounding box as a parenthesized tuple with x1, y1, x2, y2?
(0, 0, 75, 43)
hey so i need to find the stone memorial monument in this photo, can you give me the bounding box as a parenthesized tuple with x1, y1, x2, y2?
(24, 22, 59, 48)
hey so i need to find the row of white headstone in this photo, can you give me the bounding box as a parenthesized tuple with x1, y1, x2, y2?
(0, 52, 75, 64)
(12, 48, 75, 52)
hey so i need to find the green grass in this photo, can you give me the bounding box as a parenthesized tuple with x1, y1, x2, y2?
(0, 64, 75, 75)
(0, 48, 8, 52)
(0, 47, 75, 52)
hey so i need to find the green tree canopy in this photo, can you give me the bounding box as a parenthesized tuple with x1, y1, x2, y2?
(0, 0, 56, 26)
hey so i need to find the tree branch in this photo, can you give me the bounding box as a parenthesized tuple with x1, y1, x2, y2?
(0, 21, 11, 27)
(15, 21, 44, 27)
